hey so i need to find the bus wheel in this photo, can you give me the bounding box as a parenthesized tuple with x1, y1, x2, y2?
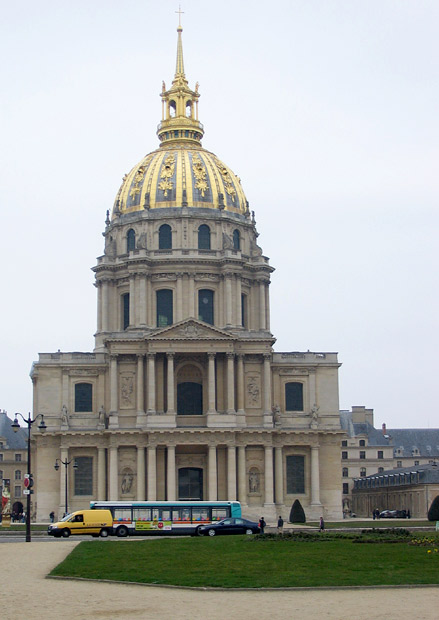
(61, 529, 70, 538)
(208, 529, 216, 536)
(100, 529, 109, 538)
(117, 526, 128, 537)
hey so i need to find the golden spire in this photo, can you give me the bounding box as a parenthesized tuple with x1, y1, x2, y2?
(157, 20, 204, 147)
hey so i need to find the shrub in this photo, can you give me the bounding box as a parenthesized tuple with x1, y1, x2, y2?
(289, 499, 306, 523)
(427, 495, 439, 521)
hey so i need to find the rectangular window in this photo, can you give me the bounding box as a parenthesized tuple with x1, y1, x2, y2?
(341, 440, 348, 447)
(286, 455, 305, 494)
(15, 470, 21, 480)
(359, 451, 366, 460)
(0, 454, 3, 462)
(342, 483, 349, 494)
(241, 294, 247, 328)
(15, 454, 22, 462)
(157, 289, 173, 327)
(114, 507, 132, 523)
(198, 289, 214, 325)
(14, 485, 21, 498)
(75, 383, 93, 412)
(122, 293, 130, 330)
(74, 456, 93, 496)
(414, 460, 419, 466)
(377, 451, 383, 459)
(342, 451, 348, 460)
(359, 440, 365, 447)
(397, 460, 402, 468)
(285, 382, 304, 411)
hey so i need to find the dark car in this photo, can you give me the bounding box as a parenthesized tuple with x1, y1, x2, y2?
(379, 510, 405, 518)
(196, 517, 260, 536)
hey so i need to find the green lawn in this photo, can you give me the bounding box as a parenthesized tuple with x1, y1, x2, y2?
(49, 533, 439, 588)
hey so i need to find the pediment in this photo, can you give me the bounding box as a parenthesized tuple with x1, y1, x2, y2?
(149, 319, 235, 341)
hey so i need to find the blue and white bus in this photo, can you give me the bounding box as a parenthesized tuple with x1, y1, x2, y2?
(90, 500, 242, 537)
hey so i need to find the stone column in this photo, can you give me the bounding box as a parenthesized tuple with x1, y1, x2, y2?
(226, 353, 235, 414)
(136, 355, 146, 427)
(167, 353, 175, 414)
(225, 274, 233, 326)
(147, 445, 157, 501)
(102, 280, 109, 332)
(236, 354, 245, 415)
(109, 355, 119, 429)
(274, 446, 284, 506)
(167, 444, 176, 501)
(97, 447, 106, 500)
(129, 275, 135, 327)
(259, 280, 266, 330)
(263, 354, 272, 419)
(207, 353, 216, 414)
(208, 444, 217, 501)
(264, 445, 274, 506)
(146, 276, 152, 327)
(309, 370, 317, 413)
(109, 444, 118, 501)
(176, 273, 183, 322)
(188, 275, 195, 318)
(139, 276, 147, 326)
(311, 446, 322, 505)
(265, 281, 270, 331)
(97, 282, 102, 332)
(227, 445, 237, 501)
(135, 446, 145, 500)
(235, 275, 242, 326)
(147, 353, 156, 414)
(237, 445, 247, 506)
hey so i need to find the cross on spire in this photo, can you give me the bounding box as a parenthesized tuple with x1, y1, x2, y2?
(175, 5, 184, 28)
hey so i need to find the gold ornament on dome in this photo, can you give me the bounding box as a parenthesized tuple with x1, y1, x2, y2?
(215, 159, 236, 202)
(191, 153, 209, 197)
(158, 154, 176, 197)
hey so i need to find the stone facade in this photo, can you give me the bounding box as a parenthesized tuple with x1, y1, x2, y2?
(31, 26, 344, 523)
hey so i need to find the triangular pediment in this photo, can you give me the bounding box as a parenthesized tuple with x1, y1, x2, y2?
(149, 319, 235, 341)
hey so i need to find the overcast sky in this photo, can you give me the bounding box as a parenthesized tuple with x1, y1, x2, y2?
(1, 0, 438, 429)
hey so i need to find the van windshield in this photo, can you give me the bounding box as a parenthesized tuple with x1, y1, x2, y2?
(60, 513, 74, 522)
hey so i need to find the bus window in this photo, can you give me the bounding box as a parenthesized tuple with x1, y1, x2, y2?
(133, 507, 151, 522)
(161, 509, 172, 521)
(114, 507, 132, 522)
(192, 507, 209, 522)
(212, 508, 228, 521)
(172, 507, 191, 522)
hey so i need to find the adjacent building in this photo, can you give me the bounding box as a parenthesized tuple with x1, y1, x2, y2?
(0, 410, 28, 519)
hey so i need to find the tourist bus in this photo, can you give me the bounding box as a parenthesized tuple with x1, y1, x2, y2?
(90, 500, 242, 537)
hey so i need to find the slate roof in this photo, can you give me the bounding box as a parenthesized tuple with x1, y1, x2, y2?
(0, 411, 27, 450)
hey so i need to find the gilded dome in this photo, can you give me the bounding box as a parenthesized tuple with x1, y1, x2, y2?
(112, 25, 248, 218)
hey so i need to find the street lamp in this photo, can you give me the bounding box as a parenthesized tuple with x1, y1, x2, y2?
(54, 457, 78, 517)
(11, 412, 46, 543)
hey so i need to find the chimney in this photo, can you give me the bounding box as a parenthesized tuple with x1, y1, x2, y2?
(382, 423, 387, 435)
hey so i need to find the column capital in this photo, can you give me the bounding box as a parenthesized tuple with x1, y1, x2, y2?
(263, 353, 272, 361)
(147, 352, 156, 360)
(226, 352, 235, 360)
(207, 352, 216, 360)
(166, 351, 175, 359)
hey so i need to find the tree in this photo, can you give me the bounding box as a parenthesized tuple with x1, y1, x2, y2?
(427, 495, 439, 521)
(289, 499, 306, 523)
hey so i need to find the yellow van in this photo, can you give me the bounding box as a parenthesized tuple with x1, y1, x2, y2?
(47, 509, 113, 538)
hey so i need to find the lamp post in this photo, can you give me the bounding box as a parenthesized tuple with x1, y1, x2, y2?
(54, 457, 78, 517)
(11, 412, 46, 543)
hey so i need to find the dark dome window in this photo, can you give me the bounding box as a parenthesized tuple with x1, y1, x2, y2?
(159, 224, 172, 249)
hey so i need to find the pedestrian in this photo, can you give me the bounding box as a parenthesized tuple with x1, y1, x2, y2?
(277, 515, 284, 534)
(49, 511, 55, 523)
(258, 516, 266, 534)
(319, 516, 325, 532)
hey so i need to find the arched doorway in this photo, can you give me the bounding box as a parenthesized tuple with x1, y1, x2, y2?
(178, 467, 203, 500)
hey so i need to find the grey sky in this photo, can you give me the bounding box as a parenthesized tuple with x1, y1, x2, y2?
(1, 0, 438, 429)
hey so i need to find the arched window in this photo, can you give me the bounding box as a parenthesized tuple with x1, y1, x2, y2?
(122, 293, 130, 330)
(285, 382, 303, 411)
(75, 383, 93, 412)
(186, 101, 192, 118)
(169, 101, 176, 118)
(126, 229, 135, 252)
(342, 467, 349, 478)
(157, 289, 173, 326)
(159, 224, 172, 249)
(198, 224, 211, 249)
(198, 289, 214, 325)
(233, 229, 240, 250)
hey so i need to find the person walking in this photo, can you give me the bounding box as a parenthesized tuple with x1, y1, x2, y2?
(258, 516, 266, 534)
(319, 516, 325, 532)
(277, 515, 284, 534)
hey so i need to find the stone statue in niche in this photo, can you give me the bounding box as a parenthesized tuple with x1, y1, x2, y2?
(249, 469, 260, 494)
(121, 471, 134, 494)
(310, 403, 319, 429)
(272, 404, 281, 428)
(61, 405, 69, 428)
(98, 405, 107, 429)
(247, 376, 260, 406)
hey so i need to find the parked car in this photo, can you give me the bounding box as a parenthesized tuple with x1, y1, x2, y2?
(196, 517, 260, 536)
(379, 509, 408, 519)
